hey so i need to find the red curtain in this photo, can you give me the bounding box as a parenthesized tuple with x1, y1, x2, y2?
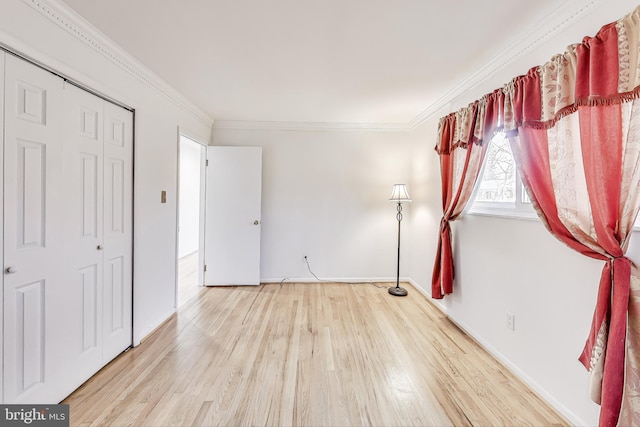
(510, 108, 636, 426)
(506, 15, 640, 425)
(434, 6, 640, 425)
(431, 93, 501, 299)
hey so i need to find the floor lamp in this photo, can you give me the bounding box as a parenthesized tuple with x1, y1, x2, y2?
(388, 184, 411, 297)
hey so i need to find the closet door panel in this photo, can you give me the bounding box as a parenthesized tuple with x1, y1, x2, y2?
(102, 101, 132, 362)
(3, 54, 66, 404)
(61, 84, 105, 390)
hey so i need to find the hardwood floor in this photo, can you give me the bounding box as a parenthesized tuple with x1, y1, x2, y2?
(178, 252, 201, 307)
(64, 282, 569, 426)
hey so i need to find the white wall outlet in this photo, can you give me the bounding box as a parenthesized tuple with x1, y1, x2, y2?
(506, 312, 515, 331)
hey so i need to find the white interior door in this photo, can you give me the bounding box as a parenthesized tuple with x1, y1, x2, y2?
(101, 101, 133, 362)
(204, 146, 262, 286)
(3, 54, 67, 404)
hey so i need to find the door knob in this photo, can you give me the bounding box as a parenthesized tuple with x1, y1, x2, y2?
(254, 220, 260, 225)
(5, 266, 16, 274)
(97, 245, 104, 250)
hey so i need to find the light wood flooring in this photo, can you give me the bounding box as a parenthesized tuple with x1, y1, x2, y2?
(178, 252, 201, 307)
(64, 282, 569, 426)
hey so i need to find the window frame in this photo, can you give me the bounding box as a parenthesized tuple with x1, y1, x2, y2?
(466, 134, 538, 221)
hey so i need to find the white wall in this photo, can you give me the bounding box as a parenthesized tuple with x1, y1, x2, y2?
(407, 1, 639, 425)
(0, 0, 212, 344)
(211, 127, 420, 282)
(178, 136, 203, 258)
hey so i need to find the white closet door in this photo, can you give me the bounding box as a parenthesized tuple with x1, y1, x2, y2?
(0, 50, 5, 405)
(61, 84, 105, 388)
(60, 85, 132, 382)
(3, 55, 67, 404)
(3, 56, 133, 404)
(102, 101, 133, 362)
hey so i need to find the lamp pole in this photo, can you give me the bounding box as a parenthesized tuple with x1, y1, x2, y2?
(388, 184, 409, 297)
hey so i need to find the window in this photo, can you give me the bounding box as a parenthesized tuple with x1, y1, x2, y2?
(469, 133, 536, 219)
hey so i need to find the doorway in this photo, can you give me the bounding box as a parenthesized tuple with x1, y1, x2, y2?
(177, 134, 206, 307)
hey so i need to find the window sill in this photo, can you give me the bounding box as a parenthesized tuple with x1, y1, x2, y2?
(466, 206, 539, 221)
(470, 205, 640, 228)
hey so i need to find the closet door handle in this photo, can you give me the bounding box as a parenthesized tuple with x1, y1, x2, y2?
(5, 266, 16, 274)
(97, 245, 104, 250)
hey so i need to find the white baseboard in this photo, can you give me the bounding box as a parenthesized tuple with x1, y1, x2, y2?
(134, 307, 176, 347)
(260, 276, 409, 284)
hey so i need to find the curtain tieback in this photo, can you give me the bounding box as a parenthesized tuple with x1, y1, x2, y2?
(592, 255, 632, 426)
(432, 217, 455, 299)
(609, 255, 630, 271)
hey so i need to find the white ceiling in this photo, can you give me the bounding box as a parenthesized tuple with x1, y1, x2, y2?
(59, 0, 585, 127)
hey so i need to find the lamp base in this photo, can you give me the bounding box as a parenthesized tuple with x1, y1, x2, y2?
(388, 286, 408, 297)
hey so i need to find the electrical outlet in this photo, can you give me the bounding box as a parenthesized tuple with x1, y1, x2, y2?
(506, 312, 515, 331)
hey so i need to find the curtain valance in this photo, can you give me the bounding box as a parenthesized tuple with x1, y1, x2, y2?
(438, 6, 640, 148)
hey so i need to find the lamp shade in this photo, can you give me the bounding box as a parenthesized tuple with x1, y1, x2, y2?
(389, 184, 411, 203)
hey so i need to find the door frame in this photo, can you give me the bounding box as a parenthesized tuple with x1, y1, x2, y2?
(175, 129, 207, 308)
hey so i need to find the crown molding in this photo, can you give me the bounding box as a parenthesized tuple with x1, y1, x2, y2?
(212, 119, 410, 132)
(23, 0, 214, 128)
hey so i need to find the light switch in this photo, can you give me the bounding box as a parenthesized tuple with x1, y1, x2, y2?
(161, 190, 167, 203)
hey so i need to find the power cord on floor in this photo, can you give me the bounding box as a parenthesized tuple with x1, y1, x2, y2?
(304, 256, 391, 289)
(304, 256, 329, 282)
